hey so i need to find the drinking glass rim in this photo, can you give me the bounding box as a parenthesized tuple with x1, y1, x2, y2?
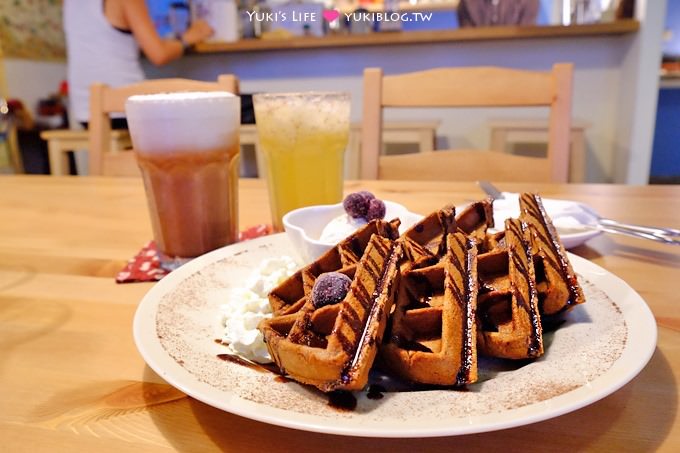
(127, 91, 238, 104)
(252, 91, 350, 100)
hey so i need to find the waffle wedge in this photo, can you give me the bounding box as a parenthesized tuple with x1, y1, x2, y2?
(456, 198, 495, 248)
(259, 234, 403, 391)
(381, 232, 478, 386)
(476, 218, 543, 359)
(519, 193, 585, 315)
(268, 219, 399, 316)
(400, 204, 457, 271)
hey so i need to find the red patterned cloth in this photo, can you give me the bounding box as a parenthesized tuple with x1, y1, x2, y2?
(239, 224, 275, 241)
(116, 224, 274, 283)
(115, 241, 167, 283)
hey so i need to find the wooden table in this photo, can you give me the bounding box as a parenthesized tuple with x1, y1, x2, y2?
(1, 176, 678, 452)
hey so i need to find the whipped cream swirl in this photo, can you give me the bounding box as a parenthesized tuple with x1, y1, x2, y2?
(217, 256, 298, 363)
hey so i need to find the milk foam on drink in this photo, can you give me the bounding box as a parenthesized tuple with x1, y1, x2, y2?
(126, 91, 241, 269)
(126, 91, 239, 154)
(254, 92, 350, 231)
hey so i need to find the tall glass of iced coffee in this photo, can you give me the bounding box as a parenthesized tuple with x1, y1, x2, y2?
(125, 92, 240, 271)
(253, 92, 350, 231)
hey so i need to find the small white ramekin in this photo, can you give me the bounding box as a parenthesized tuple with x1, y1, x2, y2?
(283, 201, 421, 264)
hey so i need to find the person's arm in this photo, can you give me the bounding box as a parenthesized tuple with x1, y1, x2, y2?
(122, 0, 213, 66)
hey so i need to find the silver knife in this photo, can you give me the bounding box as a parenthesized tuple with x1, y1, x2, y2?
(477, 181, 504, 200)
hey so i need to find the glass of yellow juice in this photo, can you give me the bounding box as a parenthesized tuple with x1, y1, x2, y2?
(253, 92, 351, 231)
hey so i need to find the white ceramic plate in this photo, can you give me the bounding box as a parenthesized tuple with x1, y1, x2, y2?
(491, 193, 603, 249)
(133, 234, 657, 438)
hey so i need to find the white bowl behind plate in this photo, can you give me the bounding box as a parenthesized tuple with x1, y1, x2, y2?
(283, 201, 420, 264)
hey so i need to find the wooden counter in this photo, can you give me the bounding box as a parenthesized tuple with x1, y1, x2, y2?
(195, 20, 639, 54)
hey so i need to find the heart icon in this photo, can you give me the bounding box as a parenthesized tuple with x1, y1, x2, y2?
(323, 9, 340, 22)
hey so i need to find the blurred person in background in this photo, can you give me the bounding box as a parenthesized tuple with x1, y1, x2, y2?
(63, 0, 213, 128)
(457, 0, 539, 27)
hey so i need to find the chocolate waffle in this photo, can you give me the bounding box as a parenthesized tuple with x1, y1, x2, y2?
(455, 198, 495, 248)
(519, 193, 585, 315)
(476, 218, 544, 359)
(399, 204, 457, 271)
(399, 199, 493, 272)
(381, 232, 478, 386)
(259, 233, 403, 391)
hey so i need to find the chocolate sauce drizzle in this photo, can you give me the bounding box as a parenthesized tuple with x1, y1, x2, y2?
(460, 237, 478, 384)
(520, 194, 583, 312)
(506, 219, 543, 356)
(339, 239, 400, 384)
(366, 384, 386, 400)
(436, 206, 458, 257)
(446, 233, 477, 386)
(327, 390, 357, 411)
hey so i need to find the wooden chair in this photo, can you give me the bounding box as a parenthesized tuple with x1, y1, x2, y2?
(360, 64, 573, 182)
(89, 75, 239, 176)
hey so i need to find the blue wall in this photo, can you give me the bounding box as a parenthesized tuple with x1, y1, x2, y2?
(664, 0, 680, 57)
(651, 87, 680, 178)
(650, 1, 680, 180)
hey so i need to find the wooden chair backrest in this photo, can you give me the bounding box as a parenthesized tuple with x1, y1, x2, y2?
(360, 64, 573, 182)
(88, 75, 239, 176)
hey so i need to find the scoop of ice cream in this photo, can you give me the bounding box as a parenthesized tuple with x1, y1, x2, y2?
(311, 272, 353, 308)
(319, 214, 367, 244)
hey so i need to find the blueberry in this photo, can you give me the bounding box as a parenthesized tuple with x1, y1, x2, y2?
(343, 191, 373, 219)
(311, 272, 352, 308)
(356, 190, 375, 201)
(365, 198, 386, 221)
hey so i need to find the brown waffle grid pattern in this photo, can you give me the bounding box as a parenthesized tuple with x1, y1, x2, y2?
(258, 193, 586, 390)
(259, 220, 402, 391)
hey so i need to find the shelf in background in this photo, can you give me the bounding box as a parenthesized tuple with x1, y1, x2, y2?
(194, 20, 639, 54)
(660, 74, 680, 89)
